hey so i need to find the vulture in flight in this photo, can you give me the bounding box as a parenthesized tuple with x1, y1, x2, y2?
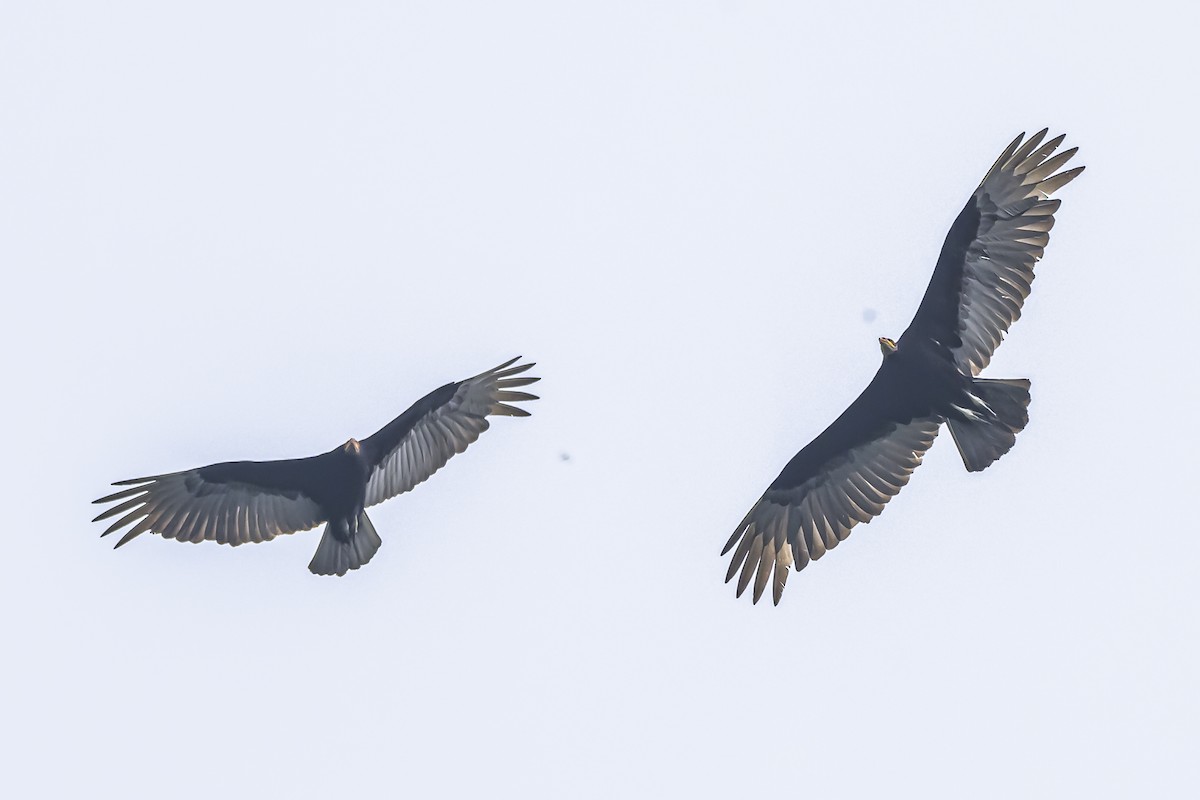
(723, 129, 1084, 605)
(94, 358, 539, 576)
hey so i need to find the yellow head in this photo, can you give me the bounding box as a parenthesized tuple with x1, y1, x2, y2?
(878, 337, 898, 357)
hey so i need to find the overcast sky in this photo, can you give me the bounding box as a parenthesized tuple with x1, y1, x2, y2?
(2, 2, 1197, 798)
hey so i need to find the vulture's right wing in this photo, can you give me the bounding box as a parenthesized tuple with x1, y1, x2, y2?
(722, 372, 941, 605)
(93, 458, 328, 548)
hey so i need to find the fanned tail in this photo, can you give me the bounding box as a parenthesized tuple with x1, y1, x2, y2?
(309, 511, 382, 576)
(946, 378, 1032, 472)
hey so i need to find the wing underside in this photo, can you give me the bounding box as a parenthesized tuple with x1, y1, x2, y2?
(363, 357, 539, 507)
(93, 467, 325, 548)
(903, 129, 1084, 374)
(723, 417, 941, 605)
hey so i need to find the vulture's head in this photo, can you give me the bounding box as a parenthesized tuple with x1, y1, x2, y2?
(878, 337, 898, 358)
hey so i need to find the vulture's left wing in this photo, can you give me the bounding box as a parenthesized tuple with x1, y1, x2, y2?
(361, 358, 539, 506)
(900, 129, 1083, 375)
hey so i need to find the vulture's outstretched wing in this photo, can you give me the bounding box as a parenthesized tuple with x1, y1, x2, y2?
(722, 370, 940, 605)
(899, 130, 1084, 375)
(93, 457, 328, 548)
(361, 357, 539, 506)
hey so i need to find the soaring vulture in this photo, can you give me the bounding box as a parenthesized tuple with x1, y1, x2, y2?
(94, 358, 539, 576)
(723, 129, 1084, 605)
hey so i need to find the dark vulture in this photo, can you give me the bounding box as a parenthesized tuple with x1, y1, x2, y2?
(94, 358, 539, 576)
(723, 130, 1084, 605)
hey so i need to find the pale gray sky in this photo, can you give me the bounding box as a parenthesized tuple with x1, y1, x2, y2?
(2, 2, 1197, 798)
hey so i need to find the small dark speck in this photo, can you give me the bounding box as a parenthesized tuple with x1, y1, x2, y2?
(559, 453, 571, 463)
(862, 308, 877, 323)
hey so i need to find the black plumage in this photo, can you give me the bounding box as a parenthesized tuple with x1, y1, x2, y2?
(723, 130, 1083, 605)
(94, 358, 539, 576)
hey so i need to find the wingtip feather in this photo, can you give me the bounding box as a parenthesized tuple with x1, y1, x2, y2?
(492, 403, 531, 417)
(492, 355, 522, 371)
(111, 475, 166, 486)
(1037, 165, 1085, 195)
(495, 390, 539, 402)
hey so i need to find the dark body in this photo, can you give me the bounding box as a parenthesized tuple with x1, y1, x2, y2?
(192, 381, 457, 543)
(194, 442, 372, 545)
(772, 191, 986, 494)
(771, 341, 966, 492)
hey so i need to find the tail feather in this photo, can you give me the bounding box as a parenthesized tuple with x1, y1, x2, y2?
(309, 512, 382, 576)
(947, 378, 1031, 472)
